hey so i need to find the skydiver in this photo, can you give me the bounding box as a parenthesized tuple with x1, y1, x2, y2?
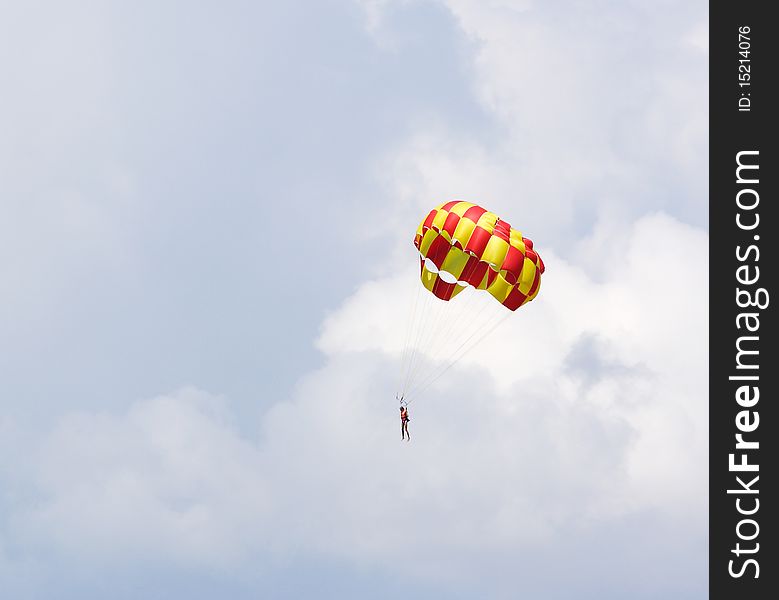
(400, 404, 410, 441)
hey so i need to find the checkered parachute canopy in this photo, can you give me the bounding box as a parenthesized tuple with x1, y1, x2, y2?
(413, 201, 545, 311)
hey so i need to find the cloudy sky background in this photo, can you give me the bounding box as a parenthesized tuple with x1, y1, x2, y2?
(1, 1, 707, 598)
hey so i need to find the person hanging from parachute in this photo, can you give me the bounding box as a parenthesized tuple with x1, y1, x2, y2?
(400, 403, 410, 441)
(396, 394, 410, 441)
(395, 200, 545, 419)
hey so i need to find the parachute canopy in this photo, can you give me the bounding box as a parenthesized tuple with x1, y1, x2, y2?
(414, 201, 545, 310)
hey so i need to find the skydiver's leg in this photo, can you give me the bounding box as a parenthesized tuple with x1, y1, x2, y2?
(401, 421, 405, 439)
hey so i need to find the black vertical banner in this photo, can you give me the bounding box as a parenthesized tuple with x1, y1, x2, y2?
(710, 2, 776, 599)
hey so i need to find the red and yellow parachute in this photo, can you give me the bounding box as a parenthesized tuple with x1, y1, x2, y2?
(414, 200, 545, 309)
(398, 201, 545, 402)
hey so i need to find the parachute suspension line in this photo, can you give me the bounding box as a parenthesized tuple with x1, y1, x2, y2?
(410, 308, 509, 401)
(411, 289, 493, 389)
(404, 294, 442, 390)
(406, 285, 481, 390)
(429, 286, 488, 359)
(399, 288, 428, 395)
(416, 297, 498, 394)
(405, 310, 512, 404)
(402, 291, 447, 396)
(396, 277, 423, 396)
(405, 286, 462, 394)
(417, 291, 467, 371)
(410, 305, 500, 395)
(402, 278, 501, 403)
(429, 288, 475, 348)
(404, 308, 514, 404)
(401, 286, 436, 396)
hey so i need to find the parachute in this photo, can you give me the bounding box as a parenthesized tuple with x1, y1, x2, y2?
(397, 201, 545, 402)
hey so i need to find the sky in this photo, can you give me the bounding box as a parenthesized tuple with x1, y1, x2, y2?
(0, 1, 708, 598)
